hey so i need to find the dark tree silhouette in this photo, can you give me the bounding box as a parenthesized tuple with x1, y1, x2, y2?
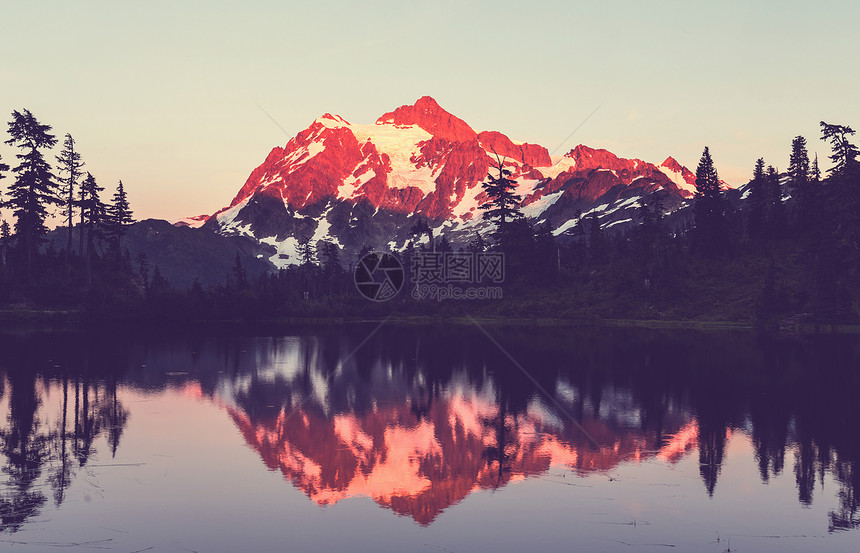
(231, 252, 248, 289)
(104, 179, 134, 252)
(409, 217, 434, 251)
(297, 236, 316, 267)
(78, 172, 106, 287)
(468, 231, 487, 253)
(765, 165, 785, 239)
(480, 153, 523, 244)
(787, 136, 810, 210)
(3, 109, 59, 274)
(56, 133, 85, 275)
(747, 158, 766, 241)
(820, 121, 859, 177)
(692, 147, 726, 255)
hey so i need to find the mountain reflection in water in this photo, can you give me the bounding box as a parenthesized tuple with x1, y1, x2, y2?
(0, 323, 858, 535)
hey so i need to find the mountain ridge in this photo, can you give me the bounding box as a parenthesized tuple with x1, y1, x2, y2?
(181, 97, 707, 268)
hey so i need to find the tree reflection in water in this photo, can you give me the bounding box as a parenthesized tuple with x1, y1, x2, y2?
(0, 324, 857, 532)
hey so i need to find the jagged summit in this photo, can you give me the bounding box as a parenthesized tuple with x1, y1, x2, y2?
(190, 97, 701, 268)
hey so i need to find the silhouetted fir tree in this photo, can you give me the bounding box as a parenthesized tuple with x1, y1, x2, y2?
(811, 153, 821, 183)
(319, 241, 343, 296)
(231, 252, 247, 290)
(820, 121, 859, 178)
(0, 219, 10, 277)
(150, 265, 169, 292)
(480, 154, 523, 246)
(56, 133, 84, 275)
(0, 151, 8, 199)
(409, 217, 434, 251)
(533, 222, 558, 281)
(319, 241, 341, 274)
(104, 180, 134, 254)
(765, 165, 785, 240)
(136, 252, 150, 290)
(746, 158, 767, 241)
(4, 109, 59, 274)
(468, 231, 487, 253)
(297, 237, 316, 267)
(637, 197, 655, 230)
(787, 136, 811, 227)
(78, 172, 106, 287)
(436, 235, 452, 252)
(692, 147, 727, 255)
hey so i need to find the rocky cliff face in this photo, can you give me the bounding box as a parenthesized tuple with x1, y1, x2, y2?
(187, 97, 703, 268)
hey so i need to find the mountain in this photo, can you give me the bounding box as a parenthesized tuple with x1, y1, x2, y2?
(188, 97, 703, 268)
(46, 220, 272, 288)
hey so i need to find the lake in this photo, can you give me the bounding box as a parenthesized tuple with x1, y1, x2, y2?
(0, 322, 858, 552)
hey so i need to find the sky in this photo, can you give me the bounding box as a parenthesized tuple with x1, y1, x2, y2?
(1, 0, 858, 225)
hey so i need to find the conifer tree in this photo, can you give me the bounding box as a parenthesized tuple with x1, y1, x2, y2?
(4, 109, 59, 274)
(319, 241, 341, 275)
(787, 136, 810, 193)
(0, 151, 8, 194)
(78, 173, 106, 251)
(104, 180, 134, 250)
(409, 217, 434, 251)
(297, 237, 316, 267)
(0, 219, 10, 272)
(436, 235, 452, 252)
(811, 153, 821, 183)
(820, 122, 859, 178)
(692, 147, 726, 254)
(468, 231, 487, 253)
(231, 252, 247, 289)
(480, 154, 523, 245)
(56, 133, 84, 267)
(78, 173, 106, 287)
(765, 165, 785, 239)
(747, 158, 766, 241)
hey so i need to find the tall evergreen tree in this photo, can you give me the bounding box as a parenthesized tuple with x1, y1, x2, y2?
(319, 241, 341, 274)
(78, 172, 106, 257)
(56, 133, 84, 266)
(820, 122, 859, 178)
(747, 158, 767, 241)
(765, 165, 785, 240)
(0, 219, 10, 272)
(810, 153, 821, 183)
(692, 147, 726, 254)
(468, 231, 487, 253)
(104, 180, 134, 250)
(231, 252, 248, 290)
(0, 151, 8, 196)
(787, 136, 810, 191)
(4, 109, 59, 274)
(297, 237, 316, 267)
(480, 154, 523, 245)
(436, 235, 452, 252)
(78, 173, 106, 287)
(409, 217, 434, 251)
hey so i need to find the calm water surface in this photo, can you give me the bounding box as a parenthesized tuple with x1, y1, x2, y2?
(0, 323, 858, 552)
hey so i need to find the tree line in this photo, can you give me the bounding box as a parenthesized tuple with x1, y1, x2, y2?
(0, 107, 857, 325)
(0, 109, 135, 306)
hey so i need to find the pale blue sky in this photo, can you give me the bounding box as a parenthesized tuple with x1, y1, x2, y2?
(1, 0, 857, 223)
